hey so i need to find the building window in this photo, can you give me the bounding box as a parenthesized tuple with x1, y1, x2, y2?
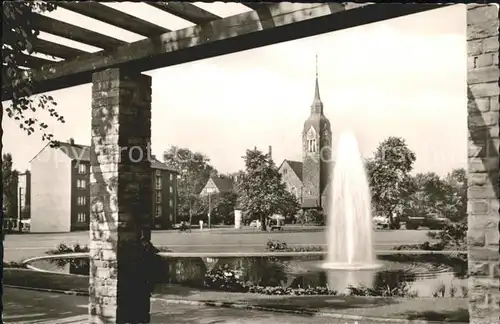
(155, 175, 162, 189)
(169, 198, 173, 208)
(78, 164, 87, 174)
(155, 205, 162, 217)
(155, 191, 162, 204)
(170, 174, 174, 181)
(169, 186, 173, 194)
(283, 168, 287, 174)
(77, 196, 86, 206)
(307, 139, 317, 153)
(155, 169, 161, 176)
(77, 213, 86, 222)
(77, 179, 86, 189)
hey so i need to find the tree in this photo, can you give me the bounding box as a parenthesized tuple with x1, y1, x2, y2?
(444, 168, 467, 222)
(237, 148, 299, 231)
(403, 169, 467, 223)
(163, 146, 218, 224)
(2, 2, 65, 242)
(366, 137, 416, 224)
(201, 191, 238, 225)
(2, 154, 18, 221)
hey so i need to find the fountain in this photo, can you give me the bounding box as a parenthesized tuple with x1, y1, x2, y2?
(322, 131, 381, 271)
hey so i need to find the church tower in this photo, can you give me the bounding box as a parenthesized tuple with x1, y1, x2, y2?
(301, 55, 332, 209)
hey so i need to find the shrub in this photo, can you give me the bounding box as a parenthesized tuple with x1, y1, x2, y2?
(203, 267, 338, 296)
(427, 221, 467, 249)
(3, 261, 27, 268)
(266, 239, 324, 252)
(46, 243, 90, 268)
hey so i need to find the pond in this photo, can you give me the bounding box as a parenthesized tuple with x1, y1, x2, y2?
(29, 253, 467, 298)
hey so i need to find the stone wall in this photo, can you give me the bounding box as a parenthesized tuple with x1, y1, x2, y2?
(89, 69, 153, 323)
(467, 4, 500, 324)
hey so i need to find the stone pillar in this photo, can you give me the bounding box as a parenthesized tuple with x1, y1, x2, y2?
(89, 68, 153, 323)
(467, 4, 500, 324)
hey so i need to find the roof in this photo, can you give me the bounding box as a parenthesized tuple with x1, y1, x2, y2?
(211, 176, 234, 193)
(56, 141, 91, 161)
(151, 158, 179, 173)
(281, 159, 303, 181)
(302, 198, 320, 209)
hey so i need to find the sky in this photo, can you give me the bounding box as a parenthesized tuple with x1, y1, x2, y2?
(2, 3, 467, 177)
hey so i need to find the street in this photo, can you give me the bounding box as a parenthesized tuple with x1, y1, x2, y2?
(2, 287, 402, 324)
(4, 228, 434, 262)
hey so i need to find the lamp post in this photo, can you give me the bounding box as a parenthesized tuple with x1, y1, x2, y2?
(18, 187, 23, 233)
(206, 187, 214, 228)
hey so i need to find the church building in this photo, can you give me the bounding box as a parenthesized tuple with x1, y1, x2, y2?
(278, 57, 333, 211)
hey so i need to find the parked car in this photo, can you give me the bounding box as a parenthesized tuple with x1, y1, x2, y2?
(249, 220, 262, 228)
(405, 213, 450, 230)
(373, 215, 390, 229)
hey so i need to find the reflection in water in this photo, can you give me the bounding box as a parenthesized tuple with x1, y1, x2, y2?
(326, 269, 376, 295)
(33, 255, 467, 297)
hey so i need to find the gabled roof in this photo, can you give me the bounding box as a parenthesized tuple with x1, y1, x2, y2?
(280, 159, 303, 181)
(56, 141, 91, 161)
(211, 176, 234, 193)
(29, 141, 91, 163)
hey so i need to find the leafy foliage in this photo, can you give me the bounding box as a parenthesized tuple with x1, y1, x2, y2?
(2, 1, 64, 144)
(237, 148, 300, 231)
(402, 169, 467, 222)
(163, 146, 218, 222)
(2, 153, 18, 219)
(2, 2, 64, 240)
(266, 239, 323, 252)
(366, 137, 416, 221)
(197, 191, 238, 225)
(427, 221, 467, 249)
(301, 209, 325, 226)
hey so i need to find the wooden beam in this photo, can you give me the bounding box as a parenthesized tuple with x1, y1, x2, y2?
(18, 53, 57, 68)
(31, 13, 128, 50)
(243, 2, 271, 11)
(2, 3, 448, 100)
(57, 2, 170, 37)
(147, 2, 221, 25)
(31, 38, 88, 60)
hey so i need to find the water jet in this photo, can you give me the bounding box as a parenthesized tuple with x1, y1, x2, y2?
(321, 131, 382, 291)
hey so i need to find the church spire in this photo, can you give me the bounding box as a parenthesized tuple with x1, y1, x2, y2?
(311, 53, 323, 114)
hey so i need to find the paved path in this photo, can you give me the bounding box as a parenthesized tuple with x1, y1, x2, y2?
(4, 228, 435, 261)
(3, 287, 396, 324)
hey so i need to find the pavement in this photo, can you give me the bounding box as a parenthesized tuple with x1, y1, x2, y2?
(3, 228, 435, 262)
(3, 287, 403, 324)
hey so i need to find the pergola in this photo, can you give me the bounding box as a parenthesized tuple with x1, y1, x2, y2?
(3, 2, 499, 324)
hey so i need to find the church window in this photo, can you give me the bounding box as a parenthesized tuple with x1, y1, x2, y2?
(308, 138, 317, 153)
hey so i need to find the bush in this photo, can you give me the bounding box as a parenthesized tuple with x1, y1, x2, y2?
(266, 239, 324, 252)
(46, 243, 90, 269)
(347, 282, 416, 297)
(296, 209, 325, 226)
(426, 221, 467, 249)
(3, 261, 27, 268)
(394, 221, 467, 252)
(203, 267, 338, 296)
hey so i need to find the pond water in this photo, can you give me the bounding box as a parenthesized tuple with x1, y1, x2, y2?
(29, 254, 467, 298)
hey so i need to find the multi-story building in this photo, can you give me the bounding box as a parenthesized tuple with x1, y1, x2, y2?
(29, 139, 178, 232)
(151, 156, 179, 229)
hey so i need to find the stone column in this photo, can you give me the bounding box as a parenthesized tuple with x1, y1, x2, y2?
(467, 4, 500, 324)
(89, 68, 153, 323)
